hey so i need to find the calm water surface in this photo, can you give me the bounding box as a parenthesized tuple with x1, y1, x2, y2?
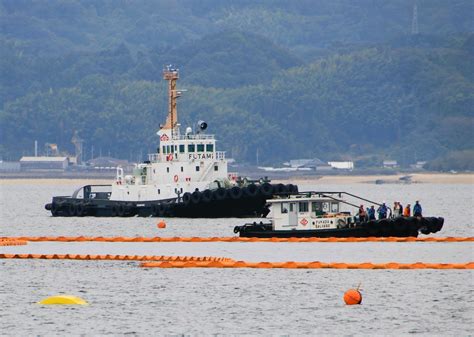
(0, 180, 473, 335)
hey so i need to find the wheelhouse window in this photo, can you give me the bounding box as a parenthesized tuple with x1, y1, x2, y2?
(188, 144, 195, 152)
(331, 202, 340, 213)
(299, 202, 309, 212)
(281, 202, 288, 213)
(206, 144, 214, 152)
(162, 146, 166, 154)
(197, 144, 204, 152)
(179, 145, 185, 153)
(322, 202, 330, 212)
(312, 202, 322, 212)
(312, 202, 324, 216)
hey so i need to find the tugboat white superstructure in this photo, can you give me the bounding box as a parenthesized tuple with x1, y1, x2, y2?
(111, 66, 228, 202)
(45, 66, 298, 217)
(234, 192, 444, 237)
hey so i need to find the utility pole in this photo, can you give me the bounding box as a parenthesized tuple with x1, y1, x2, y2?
(412, 1, 419, 35)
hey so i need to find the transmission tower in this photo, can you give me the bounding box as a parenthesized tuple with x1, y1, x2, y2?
(411, 1, 419, 35)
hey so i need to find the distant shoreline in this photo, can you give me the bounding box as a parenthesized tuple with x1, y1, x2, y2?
(0, 173, 472, 185)
(277, 173, 474, 184)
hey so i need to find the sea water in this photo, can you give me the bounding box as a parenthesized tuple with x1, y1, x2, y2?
(0, 180, 472, 335)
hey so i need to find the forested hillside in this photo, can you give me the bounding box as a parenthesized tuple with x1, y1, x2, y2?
(1, 0, 473, 169)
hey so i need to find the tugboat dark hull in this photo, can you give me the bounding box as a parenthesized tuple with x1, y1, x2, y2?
(235, 217, 444, 238)
(45, 183, 297, 218)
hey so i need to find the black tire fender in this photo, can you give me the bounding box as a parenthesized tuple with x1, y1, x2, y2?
(245, 183, 258, 197)
(75, 203, 85, 217)
(260, 182, 273, 197)
(191, 191, 201, 204)
(201, 190, 212, 203)
(67, 203, 76, 216)
(213, 188, 227, 201)
(394, 218, 408, 234)
(117, 204, 126, 217)
(275, 183, 287, 194)
(182, 192, 192, 205)
(229, 187, 243, 200)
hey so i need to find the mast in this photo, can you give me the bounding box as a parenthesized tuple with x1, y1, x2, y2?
(162, 65, 181, 138)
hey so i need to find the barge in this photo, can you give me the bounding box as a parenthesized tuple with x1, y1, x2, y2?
(234, 192, 444, 237)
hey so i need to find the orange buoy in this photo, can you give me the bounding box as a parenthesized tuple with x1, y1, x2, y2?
(343, 289, 362, 305)
(157, 221, 166, 229)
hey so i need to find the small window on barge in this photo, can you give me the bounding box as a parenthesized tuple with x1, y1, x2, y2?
(299, 202, 308, 212)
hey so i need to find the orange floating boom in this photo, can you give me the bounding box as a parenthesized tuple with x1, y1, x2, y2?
(1, 236, 473, 243)
(1, 253, 471, 269)
(139, 261, 474, 269)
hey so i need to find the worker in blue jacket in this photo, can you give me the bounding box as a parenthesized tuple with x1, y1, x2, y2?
(377, 202, 388, 219)
(413, 201, 422, 217)
(368, 206, 376, 220)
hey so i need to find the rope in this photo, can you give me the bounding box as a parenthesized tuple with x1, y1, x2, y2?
(2, 236, 472, 243)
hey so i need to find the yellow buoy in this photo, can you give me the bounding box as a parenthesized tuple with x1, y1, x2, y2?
(38, 295, 88, 305)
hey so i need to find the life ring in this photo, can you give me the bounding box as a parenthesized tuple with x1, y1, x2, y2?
(173, 175, 179, 182)
(167, 154, 173, 161)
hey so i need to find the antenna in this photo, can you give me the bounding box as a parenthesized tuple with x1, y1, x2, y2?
(162, 64, 181, 138)
(71, 131, 84, 164)
(411, 1, 419, 35)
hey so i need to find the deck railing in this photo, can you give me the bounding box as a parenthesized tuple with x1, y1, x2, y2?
(171, 134, 215, 140)
(148, 151, 226, 162)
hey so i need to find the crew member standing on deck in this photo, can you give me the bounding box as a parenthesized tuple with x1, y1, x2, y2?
(368, 205, 376, 220)
(377, 202, 388, 219)
(393, 201, 402, 217)
(403, 204, 411, 217)
(413, 201, 422, 217)
(358, 205, 367, 222)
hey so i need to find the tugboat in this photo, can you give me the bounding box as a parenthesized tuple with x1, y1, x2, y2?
(234, 192, 444, 237)
(45, 65, 297, 217)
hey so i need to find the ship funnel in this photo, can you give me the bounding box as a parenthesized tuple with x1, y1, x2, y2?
(197, 120, 207, 133)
